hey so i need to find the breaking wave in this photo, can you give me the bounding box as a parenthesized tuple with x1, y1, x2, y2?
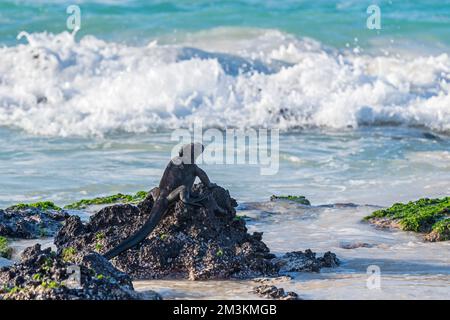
(0, 29, 449, 137)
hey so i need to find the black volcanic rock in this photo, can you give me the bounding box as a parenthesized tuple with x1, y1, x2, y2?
(0, 244, 159, 300)
(0, 206, 68, 239)
(55, 184, 340, 280)
(274, 249, 340, 273)
(252, 285, 299, 300)
(55, 185, 278, 280)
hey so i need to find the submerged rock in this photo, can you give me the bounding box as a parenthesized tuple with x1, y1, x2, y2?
(339, 241, 373, 249)
(0, 204, 68, 239)
(252, 275, 293, 284)
(56, 185, 279, 280)
(252, 285, 299, 300)
(0, 244, 158, 300)
(274, 250, 340, 273)
(270, 195, 311, 205)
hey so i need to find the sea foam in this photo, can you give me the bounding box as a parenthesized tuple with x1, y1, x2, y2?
(0, 29, 449, 136)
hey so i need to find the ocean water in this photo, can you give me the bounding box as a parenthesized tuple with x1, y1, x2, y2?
(0, 0, 449, 299)
(134, 203, 450, 300)
(0, 1, 449, 137)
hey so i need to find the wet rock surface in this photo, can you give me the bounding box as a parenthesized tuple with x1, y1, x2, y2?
(424, 229, 449, 242)
(339, 241, 373, 249)
(252, 275, 293, 284)
(366, 217, 402, 230)
(252, 285, 299, 300)
(274, 249, 340, 273)
(0, 207, 68, 239)
(0, 244, 158, 300)
(56, 185, 279, 280)
(55, 184, 340, 281)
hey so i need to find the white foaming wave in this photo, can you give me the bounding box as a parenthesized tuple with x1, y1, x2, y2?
(0, 29, 449, 137)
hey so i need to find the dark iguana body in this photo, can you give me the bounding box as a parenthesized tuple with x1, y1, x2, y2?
(103, 143, 224, 260)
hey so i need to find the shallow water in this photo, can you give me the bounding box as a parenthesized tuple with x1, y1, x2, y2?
(5, 199, 448, 299)
(9, 238, 55, 261)
(5, 194, 449, 299)
(134, 202, 450, 300)
(0, 127, 449, 208)
(2, 126, 449, 300)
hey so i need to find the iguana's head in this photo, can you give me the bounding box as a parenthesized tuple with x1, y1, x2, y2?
(178, 143, 204, 164)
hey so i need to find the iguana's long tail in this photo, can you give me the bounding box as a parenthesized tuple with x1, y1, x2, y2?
(103, 197, 168, 260)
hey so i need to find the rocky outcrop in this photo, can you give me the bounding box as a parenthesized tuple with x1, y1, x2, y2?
(339, 241, 373, 249)
(364, 197, 450, 242)
(252, 285, 299, 300)
(0, 206, 68, 239)
(55, 185, 279, 280)
(0, 244, 159, 300)
(55, 184, 340, 280)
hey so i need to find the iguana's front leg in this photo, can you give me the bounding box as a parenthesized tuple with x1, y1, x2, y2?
(196, 167, 214, 188)
(194, 167, 227, 214)
(167, 185, 204, 207)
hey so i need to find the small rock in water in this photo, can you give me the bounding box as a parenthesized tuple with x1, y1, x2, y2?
(339, 241, 373, 249)
(252, 285, 299, 300)
(0, 244, 159, 300)
(422, 132, 441, 141)
(252, 275, 293, 284)
(274, 249, 340, 273)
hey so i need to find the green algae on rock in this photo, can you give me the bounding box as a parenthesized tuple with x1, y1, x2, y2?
(61, 247, 77, 263)
(0, 191, 148, 240)
(364, 197, 450, 241)
(0, 236, 12, 259)
(8, 201, 62, 211)
(64, 191, 148, 210)
(270, 195, 311, 205)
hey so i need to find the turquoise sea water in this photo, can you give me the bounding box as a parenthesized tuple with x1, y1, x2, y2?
(1, 0, 450, 49)
(0, 0, 449, 300)
(0, 0, 449, 206)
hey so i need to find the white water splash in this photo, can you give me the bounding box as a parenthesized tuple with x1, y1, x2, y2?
(0, 29, 449, 137)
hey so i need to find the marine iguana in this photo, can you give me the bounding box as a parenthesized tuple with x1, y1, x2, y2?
(103, 143, 225, 260)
